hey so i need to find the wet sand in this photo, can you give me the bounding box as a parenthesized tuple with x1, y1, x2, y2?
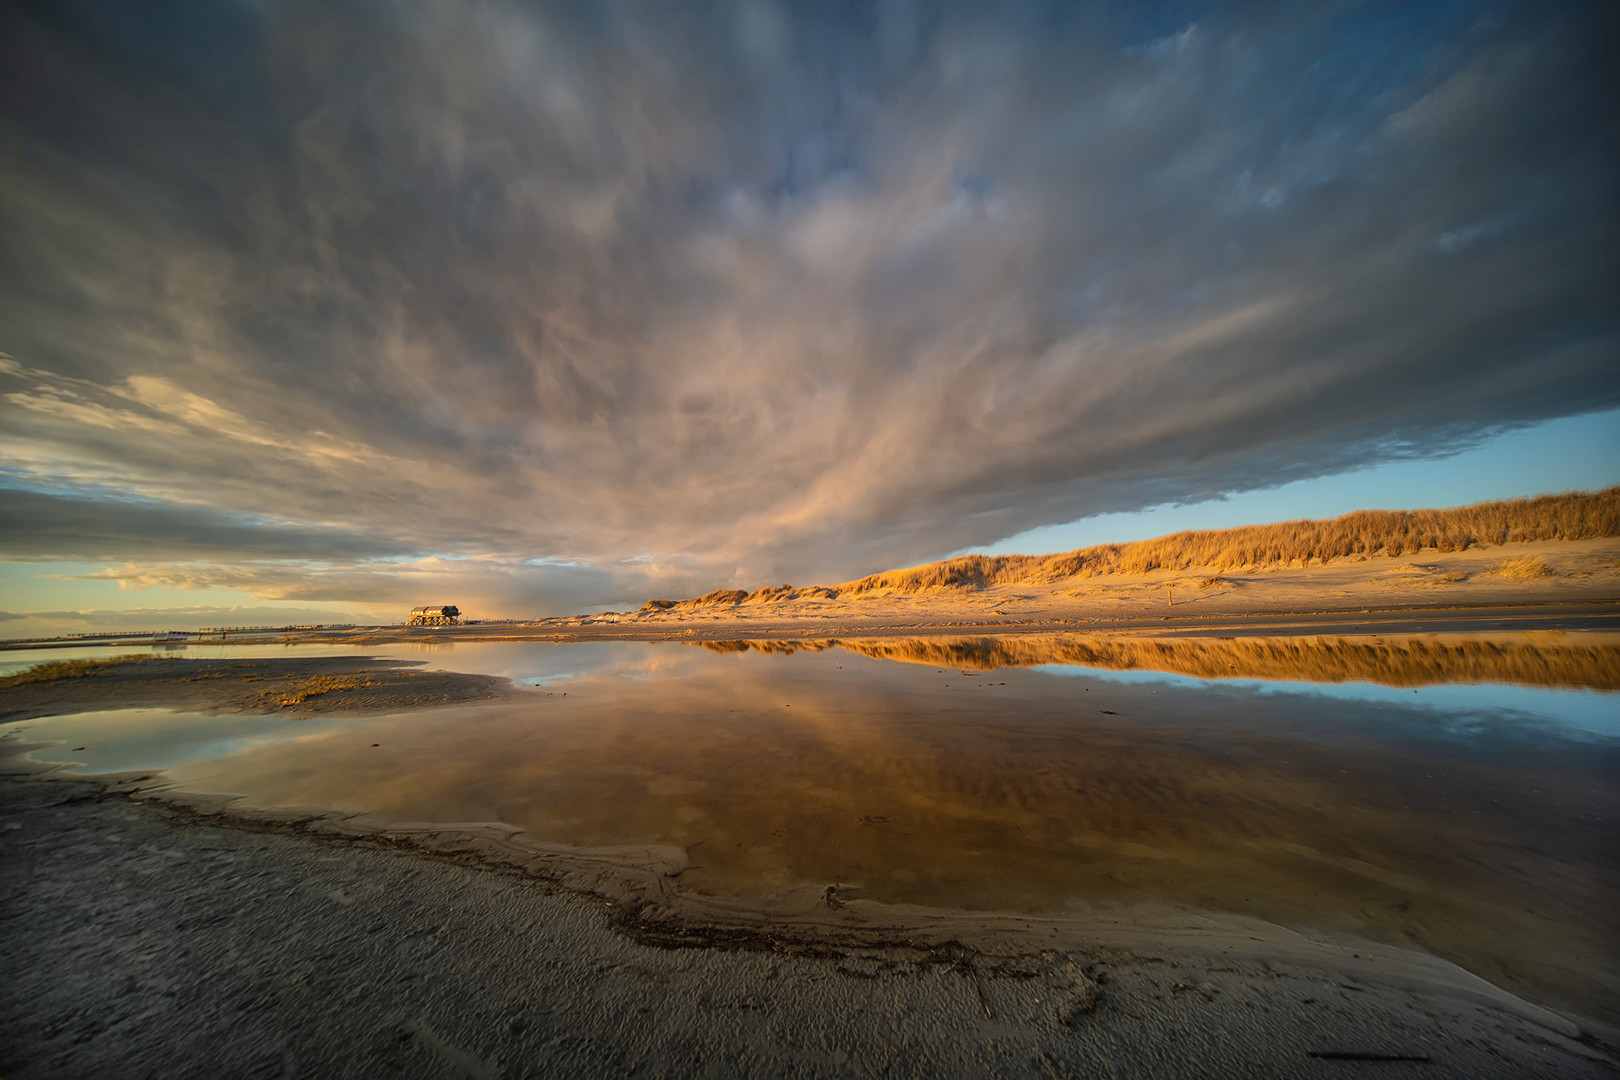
(4, 770, 1616, 1079)
(10, 642, 1618, 1017)
(0, 655, 525, 723)
(3, 640, 1619, 1076)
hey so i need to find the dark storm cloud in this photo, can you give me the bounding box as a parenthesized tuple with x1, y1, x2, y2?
(1, 0, 1615, 603)
(0, 488, 422, 562)
(60, 554, 660, 617)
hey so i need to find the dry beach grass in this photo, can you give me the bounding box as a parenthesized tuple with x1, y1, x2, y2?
(642, 488, 1619, 609)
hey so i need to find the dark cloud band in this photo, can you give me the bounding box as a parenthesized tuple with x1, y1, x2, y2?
(1, 0, 1614, 599)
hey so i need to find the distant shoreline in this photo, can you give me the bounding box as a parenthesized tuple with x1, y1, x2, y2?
(8, 495, 1616, 650)
(7, 596, 1619, 653)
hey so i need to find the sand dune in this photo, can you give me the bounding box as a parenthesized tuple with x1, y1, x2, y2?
(643, 488, 1619, 613)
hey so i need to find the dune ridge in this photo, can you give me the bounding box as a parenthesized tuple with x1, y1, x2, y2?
(642, 488, 1619, 611)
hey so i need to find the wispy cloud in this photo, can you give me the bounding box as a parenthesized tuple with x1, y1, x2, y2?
(1, 0, 1615, 622)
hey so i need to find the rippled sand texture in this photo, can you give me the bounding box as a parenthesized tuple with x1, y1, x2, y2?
(38, 641, 1607, 1021)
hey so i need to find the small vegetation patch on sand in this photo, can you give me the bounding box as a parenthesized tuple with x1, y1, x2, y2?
(256, 673, 379, 709)
(0, 654, 158, 687)
(0, 656, 519, 722)
(1490, 555, 1553, 580)
(641, 583, 838, 612)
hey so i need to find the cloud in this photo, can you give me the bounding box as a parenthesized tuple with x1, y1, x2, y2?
(0, 0, 1615, 606)
(0, 604, 382, 638)
(0, 488, 420, 563)
(32, 554, 693, 634)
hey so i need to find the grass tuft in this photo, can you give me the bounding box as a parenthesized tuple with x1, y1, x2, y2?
(1489, 555, 1552, 580)
(258, 673, 378, 708)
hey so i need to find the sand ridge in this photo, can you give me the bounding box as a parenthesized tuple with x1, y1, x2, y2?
(0, 655, 530, 723)
(3, 766, 1616, 1079)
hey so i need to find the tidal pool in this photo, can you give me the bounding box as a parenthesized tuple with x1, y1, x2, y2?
(7, 635, 1618, 1020)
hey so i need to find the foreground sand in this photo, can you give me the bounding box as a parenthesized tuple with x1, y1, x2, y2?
(0, 656, 527, 723)
(4, 772, 1616, 1080)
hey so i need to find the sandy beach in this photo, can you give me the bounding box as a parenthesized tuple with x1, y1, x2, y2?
(4, 764, 1616, 1080)
(3, 619, 1619, 1078)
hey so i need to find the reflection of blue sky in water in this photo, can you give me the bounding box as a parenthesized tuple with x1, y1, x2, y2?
(9, 708, 344, 774)
(1036, 663, 1620, 741)
(5, 642, 677, 774)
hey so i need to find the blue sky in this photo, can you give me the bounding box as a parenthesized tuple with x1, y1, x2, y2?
(973, 408, 1620, 556)
(1, 0, 1616, 634)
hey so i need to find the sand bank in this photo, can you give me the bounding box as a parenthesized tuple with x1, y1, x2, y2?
(3, 642, 1618, 1077)
(3, 768, 1616, 1080)
(0, 655, 526, 723)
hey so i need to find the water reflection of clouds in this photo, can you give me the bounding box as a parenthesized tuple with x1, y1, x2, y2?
(382, 641, 666, 685)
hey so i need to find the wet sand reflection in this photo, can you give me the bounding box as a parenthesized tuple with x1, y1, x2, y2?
(14, 636, 1618, 1020)
(701, 631, 1620, 689)
(117, 639, 1618, 1019)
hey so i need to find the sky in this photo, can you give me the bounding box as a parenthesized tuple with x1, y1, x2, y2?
(1, 0, 1617, 637)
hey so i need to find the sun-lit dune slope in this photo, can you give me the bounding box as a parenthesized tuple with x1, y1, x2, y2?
(640, 584, 838, 613)
(699, 634, 1620, 690)
(845, 487, 1620, 593)
(641, 487, 1619, 611)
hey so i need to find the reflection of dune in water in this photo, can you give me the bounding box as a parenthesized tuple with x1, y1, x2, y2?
(698, 634, 1620, 690)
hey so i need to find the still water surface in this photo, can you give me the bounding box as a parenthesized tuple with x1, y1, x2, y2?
(7, 636, 1618, 1017)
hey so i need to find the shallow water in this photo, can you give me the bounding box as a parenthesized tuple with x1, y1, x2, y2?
(6, 636, 1619, 1018)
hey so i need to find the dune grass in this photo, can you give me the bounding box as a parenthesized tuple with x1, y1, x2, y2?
(1488, 555, 1553, 580)
(843, 487, 1617, 593)
(638, 488, 1617, 609)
